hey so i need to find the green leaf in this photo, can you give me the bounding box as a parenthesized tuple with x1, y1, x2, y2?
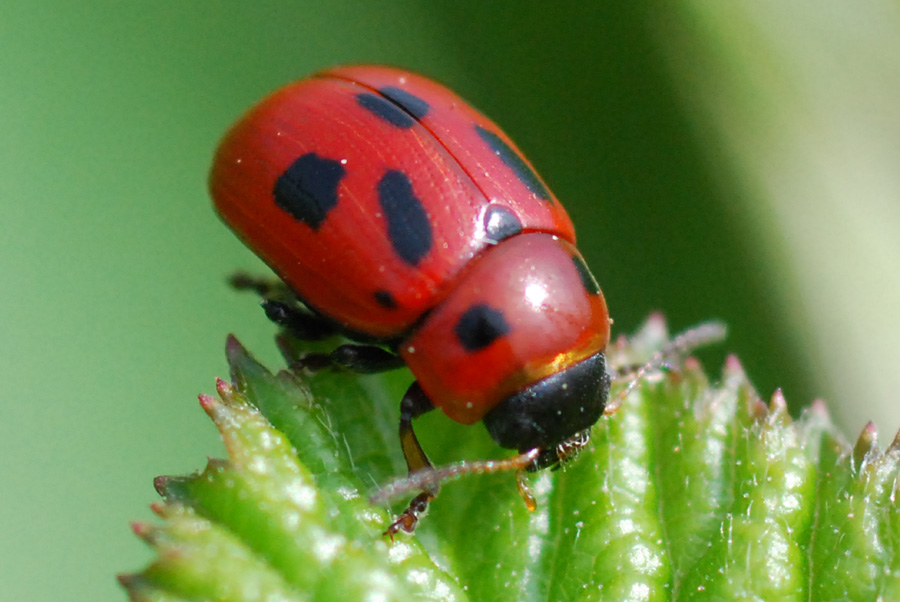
(122, 317, 900, 601)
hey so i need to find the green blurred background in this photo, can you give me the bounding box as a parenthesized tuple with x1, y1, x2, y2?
(3, 3, 898, 600)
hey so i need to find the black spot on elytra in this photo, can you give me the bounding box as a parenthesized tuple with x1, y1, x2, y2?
(455, 304, 511, 352)
(379, 87, 430, 120)
(377, 170, 432, 266)
(475, 125, 551, 201)
(374, 290, 397, 309)
(273, 153, 345, 230)
(483, 204, 523, 243)
(357, 93, 416, 128)
(572, 255, 601, 296)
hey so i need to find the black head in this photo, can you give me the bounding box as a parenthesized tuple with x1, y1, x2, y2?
(482, 352, 611, 470)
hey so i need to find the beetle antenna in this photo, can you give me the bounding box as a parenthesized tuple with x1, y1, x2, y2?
(370, 448, 540, 506)
(605, 320, 727, 415)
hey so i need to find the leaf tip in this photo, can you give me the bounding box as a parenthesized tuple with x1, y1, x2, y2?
(130, 521, 154, 543)
(116, 572, 139, 590)
(683, 355, 701, 371)
(116, 573, 132, 587)
(225, 333, 246, 358)
(644, 311, 667, 330)
(853, 421, 880, 468)
(888, 426, 900, 454)
(215, 378, 233, 396)
(808, 398, 830, 418)
(153, 475, 169, 496)
(768, 388, 790, 419)
(723, 353, 745, 378)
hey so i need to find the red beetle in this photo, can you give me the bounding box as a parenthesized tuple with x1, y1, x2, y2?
(210, 65, 613, 535)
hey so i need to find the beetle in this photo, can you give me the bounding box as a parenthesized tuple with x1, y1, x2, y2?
(210, 65, 616, 535)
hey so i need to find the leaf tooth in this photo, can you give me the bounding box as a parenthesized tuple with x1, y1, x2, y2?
(131, 521, 157, 544)
(723, 354, 746, 379)
(725, 356, 768, 423)
(768, 388, 788, 415)
(680, 355, 711, 394)
(887, 426, 900, 456)
(197, 392, 218, 419)
(226, 334, 264, 391)
(644, 310, 667, 330)
(762, 388, 792, 429)
(853, 421, 880, 472)
(795, 399, 838, 465)
(225, 333, 246, 362)
(117, 573, 158, 602)
(154, 474, 185, 501)
(153, 462, 226, 508)
(682, 355, 700, 372)
(808, 399, 830, 417)
(750, 395, 769, 420)
(153, 475, 169, 497)
(213, 379, 235, 404)
(799, 399, 834, 435)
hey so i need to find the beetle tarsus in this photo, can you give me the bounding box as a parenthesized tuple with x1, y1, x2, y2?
(331, 344, 405, 373)
(384, 490, 434, 537)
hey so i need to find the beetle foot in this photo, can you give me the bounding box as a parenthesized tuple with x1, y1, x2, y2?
(384, 490, 433, 538)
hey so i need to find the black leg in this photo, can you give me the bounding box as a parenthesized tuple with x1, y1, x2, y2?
(230, 272, 339, 341)
(385, 382, 437, 536)
(330, 344, 406, 373)
(261, 300, 338, 341)
(232, 272, 405, 374)
(300, 344, 405, 373)
(229, 273, 289, 298)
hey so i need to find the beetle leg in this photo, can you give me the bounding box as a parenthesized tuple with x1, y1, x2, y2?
(261, 300, 339, 341)
(397, 382, 435, 473)
(515, 468, 537, 511)
(229, 273, 291, 298)
(606, 321, 727, 415)
(295, 344, 405, 373)
(230, 273, 339, 341)
(330, 344, 405, 373)
(231, 273, 408, 372)
(385, 382, 437, 536)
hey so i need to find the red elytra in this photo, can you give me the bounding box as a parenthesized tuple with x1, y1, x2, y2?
(211, 65, 576, 338)
(210, 65, 612, 535)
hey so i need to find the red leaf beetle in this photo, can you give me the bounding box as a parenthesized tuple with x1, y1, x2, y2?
(209, 65, 721, 535)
